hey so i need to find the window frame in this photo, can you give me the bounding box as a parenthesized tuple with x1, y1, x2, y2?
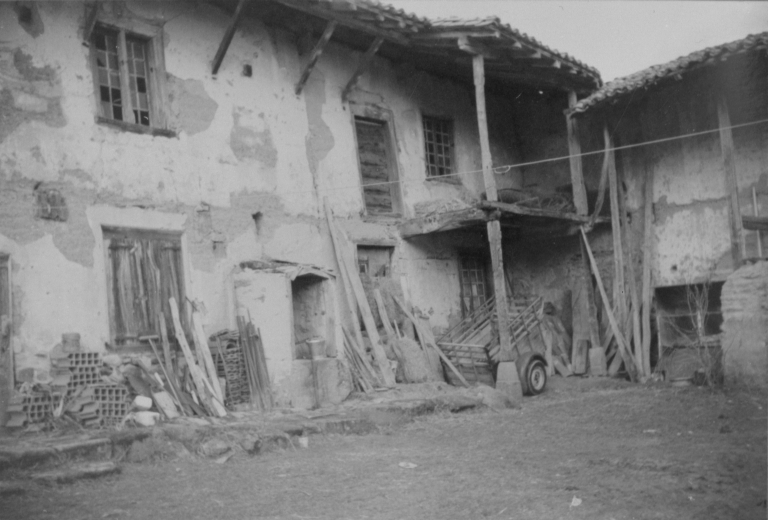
(349, 103, 403, 217)
(422, 114, 455, 178)
(87, 16, 171, 136)
(458, 253, 493, 319)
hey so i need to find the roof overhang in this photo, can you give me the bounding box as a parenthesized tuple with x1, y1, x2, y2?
(207, 0, 601, 94)
(399, 200, 608, 239)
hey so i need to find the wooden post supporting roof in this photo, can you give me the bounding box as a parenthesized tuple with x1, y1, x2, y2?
(211, 0, 249, 76)
(605, 124, 626, 324)
(472, 55, 512, 361)
(566, 92, 601, 367)
(716, 95, 746, 268)
(342, 36, 384, 101)
(566, 91, 588, 215)
(295, 21, 337, 95)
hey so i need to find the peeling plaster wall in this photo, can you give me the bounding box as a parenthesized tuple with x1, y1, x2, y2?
(721, 261, 767, 390)
(0, 0, 578, 391)
(613, 54, 768, 288)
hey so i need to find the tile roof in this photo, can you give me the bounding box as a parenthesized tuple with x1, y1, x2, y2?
(427, 16, 600, 79)
(569, 31, 768, 116)
(276, 2, 600, 85)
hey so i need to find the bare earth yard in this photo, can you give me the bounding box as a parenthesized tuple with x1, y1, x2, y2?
(2, 380, 766, 520)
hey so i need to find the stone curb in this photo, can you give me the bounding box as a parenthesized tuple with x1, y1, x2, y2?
(0, 396, 484, 472)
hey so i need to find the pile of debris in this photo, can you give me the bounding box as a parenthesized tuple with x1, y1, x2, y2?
(7, 299, 274, 432)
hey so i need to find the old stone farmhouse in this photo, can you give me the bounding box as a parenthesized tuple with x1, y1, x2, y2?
(0, 0, 764, 424)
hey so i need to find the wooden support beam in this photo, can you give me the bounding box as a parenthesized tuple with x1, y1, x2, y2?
(473, 55, 498, 203)
(295, 21, 337, 96)
(641, 167, 654, 377)
(277, 0, 409, 46)
(605, 124, 626, 324)
(566, 92, 601, 366)
(717, 95, 746, 267)
(618, 168, 645, 377)
(342, 36, 384, 101)
(566, 91, 588, 216)
(472, 54, 512, 361)
(211, 0, 248, 76)
(580, 229, 637, 382)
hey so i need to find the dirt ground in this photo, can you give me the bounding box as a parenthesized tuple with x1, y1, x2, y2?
(2, 378, 766, 520)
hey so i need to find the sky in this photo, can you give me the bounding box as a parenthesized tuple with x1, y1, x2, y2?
(386, 1, 768, 82)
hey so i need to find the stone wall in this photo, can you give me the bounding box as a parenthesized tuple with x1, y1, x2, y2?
(721, 261, 767, 389)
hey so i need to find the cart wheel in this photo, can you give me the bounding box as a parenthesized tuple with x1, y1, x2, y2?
(526, 359, 547, 395)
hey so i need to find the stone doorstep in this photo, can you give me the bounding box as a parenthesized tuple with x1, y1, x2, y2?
(0, 396, 485, 472)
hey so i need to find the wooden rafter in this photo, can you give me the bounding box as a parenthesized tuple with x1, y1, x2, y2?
(295, 21, 337, 95)
(212, 0, 249, 76)
(277, 0, 410, 45)
(341, 36, 384, 101)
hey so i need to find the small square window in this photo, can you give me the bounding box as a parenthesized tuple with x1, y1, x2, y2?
(422, 116, 454, 177)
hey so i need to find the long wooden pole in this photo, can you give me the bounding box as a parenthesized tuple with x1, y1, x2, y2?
(605, 125, 627, 327)
(580, 229, 637, 381)
(641, 167, 654, 376)
(472, 54, 512, 361)
(567, 93, 602, 365)
(716, 95, 745, 267)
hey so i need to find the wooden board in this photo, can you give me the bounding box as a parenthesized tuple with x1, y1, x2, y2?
(325, 205, 395, 387)
(580, 229, 637, 381)
(640, 167, 654, 377)
(717, 95, 746, 265)
(169, 297, 225, 417)
(192, 310, 224, 402)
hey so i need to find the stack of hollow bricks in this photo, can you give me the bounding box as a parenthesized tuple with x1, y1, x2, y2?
(9, 351, 131, 428)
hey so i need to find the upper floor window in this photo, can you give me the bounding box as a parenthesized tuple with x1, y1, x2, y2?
(422, 116, 454, 177)
(88, 21, 171, 136)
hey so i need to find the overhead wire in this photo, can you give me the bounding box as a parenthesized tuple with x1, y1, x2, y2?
(274, 115, 768, 197)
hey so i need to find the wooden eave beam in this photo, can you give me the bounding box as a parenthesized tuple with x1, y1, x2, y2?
(211, 0, 249, 76)
(295, 20, 337, 95)
(398, 208, 489, 238)
(276, 0, 411, 46)
(412, 31, 502, 41)
(342, 36, 385, 101)
(478, 200, 606, 224)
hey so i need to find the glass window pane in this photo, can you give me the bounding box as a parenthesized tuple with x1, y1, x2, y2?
(95, 33, 106, 50)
